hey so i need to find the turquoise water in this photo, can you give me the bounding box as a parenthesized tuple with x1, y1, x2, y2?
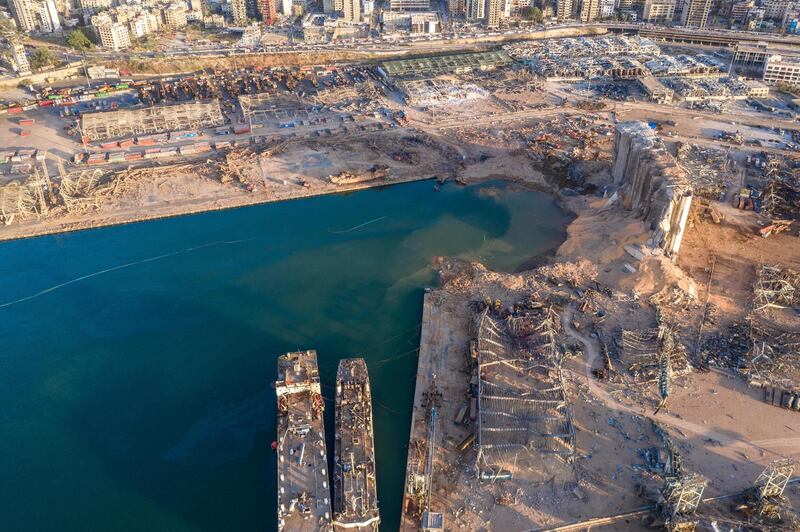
(0, 180, 569, 532)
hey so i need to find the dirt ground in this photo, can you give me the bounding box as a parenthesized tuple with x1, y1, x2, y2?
(0, 128, 461, 241)
(400, 165, 800, 530)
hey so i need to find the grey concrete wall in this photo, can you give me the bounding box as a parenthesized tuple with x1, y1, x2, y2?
(613, 121, 693, 258)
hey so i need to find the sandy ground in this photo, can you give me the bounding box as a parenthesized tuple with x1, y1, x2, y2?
(399, 166, 800, 531)
(0, 128, 462, 241)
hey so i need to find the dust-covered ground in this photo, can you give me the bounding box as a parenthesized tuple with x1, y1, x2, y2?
(399, 148, 800, 530)
(0, 128, 466, 241)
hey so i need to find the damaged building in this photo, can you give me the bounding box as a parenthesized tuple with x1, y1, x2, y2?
(612, 121, 693, 258)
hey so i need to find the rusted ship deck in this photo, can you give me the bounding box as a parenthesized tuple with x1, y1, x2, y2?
(276, 350, 333, 532)
(333, 357, 381, 531)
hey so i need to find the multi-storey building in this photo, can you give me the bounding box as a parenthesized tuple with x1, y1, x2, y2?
(342, 0, 360, 20)
(129, 11, 160, 38)
(79, 0, 113, 11)
(9, 0, 37, 31)
(258, 0, 277, 23)
(730, 0, 754, 22)
(12, 43, 31, 75)
(485, 0, 503, 26)
(323, 0, 342, 12)
(642, 0, 675, 22)
(162, 3, 188, 28)
(578, 0, 600, 20)
(466, 0, 484, 19)
(556, 0, 575, 20)
(95, 20, 132, 50)
(763, 54, 800, 86)
(38, 0, 61, 32)
(764, 0, 793, 20)
(599, 0, 616, 17)
(680, 0, 711, 27)
(448, 0, 466, 16)
(231, 0, 248, 24)
(388, 0, 430, 10)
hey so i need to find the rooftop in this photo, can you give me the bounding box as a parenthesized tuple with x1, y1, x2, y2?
(381, 51, 511, 78)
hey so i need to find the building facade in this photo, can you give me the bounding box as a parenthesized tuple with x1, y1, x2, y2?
(231, 0, 248, 25)
(557, 0, 575, 20)
(448, 0, 466, 16)
(163, 3, 188, 28)
(466, 0, 484, 19)
(763, 0, 792, 19)
(599, 0, 616, 17)
(680, 0, 711, 27)
(763, 54, 800, 86)
(388, 0, 430, 10)
(9, 0, 37, 32)
(485, 0, 503, 26)
(12, 43, 31, 75)
(96, 21, 132, 50)
(258, 0, 277, 23)
(342, 0, 360, 20)
(643, 0, 675, 22)
(578, 0, 600, 21)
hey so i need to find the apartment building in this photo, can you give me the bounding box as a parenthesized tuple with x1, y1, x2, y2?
(342, 0, 360, 20)
(9, 0, 38, 31)
(162, 3, 188, 28)
(578, 0, 600, 21)
(485, 0, 503, 26)
(96, 21, 132, 50)
(12, 43, 31, 75)
(388, 0, 431, 11)
(643, 0, 676, 22)
(557, 0, 576, 20)
(231, 0, 248, 24)
(680, 0, 712, 27)
(258, 0, 277, 22)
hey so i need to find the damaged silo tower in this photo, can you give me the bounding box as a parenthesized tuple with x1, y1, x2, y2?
(612, 121, 693, 258)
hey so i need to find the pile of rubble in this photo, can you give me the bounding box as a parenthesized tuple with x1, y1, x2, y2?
(762, 176, 800, 221)
(398, 79, 488, 107)
(505, 36, 661, 63)
(754, 264, 800, 314)
(661, 76, 751, 102)
(676, 144, 735, 200)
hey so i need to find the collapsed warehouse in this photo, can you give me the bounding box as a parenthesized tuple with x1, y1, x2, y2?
(661, 76, 756, 102)
(505, 36, 727, 84)
(474, 306, 576, 477)
(397, 79, 488, 106)
(80, 100, 225, 142)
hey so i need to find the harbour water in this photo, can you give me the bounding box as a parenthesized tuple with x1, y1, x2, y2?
(0, 180, 569, 531)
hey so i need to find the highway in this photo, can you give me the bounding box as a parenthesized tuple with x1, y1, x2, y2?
(29, 21, 800, 67)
